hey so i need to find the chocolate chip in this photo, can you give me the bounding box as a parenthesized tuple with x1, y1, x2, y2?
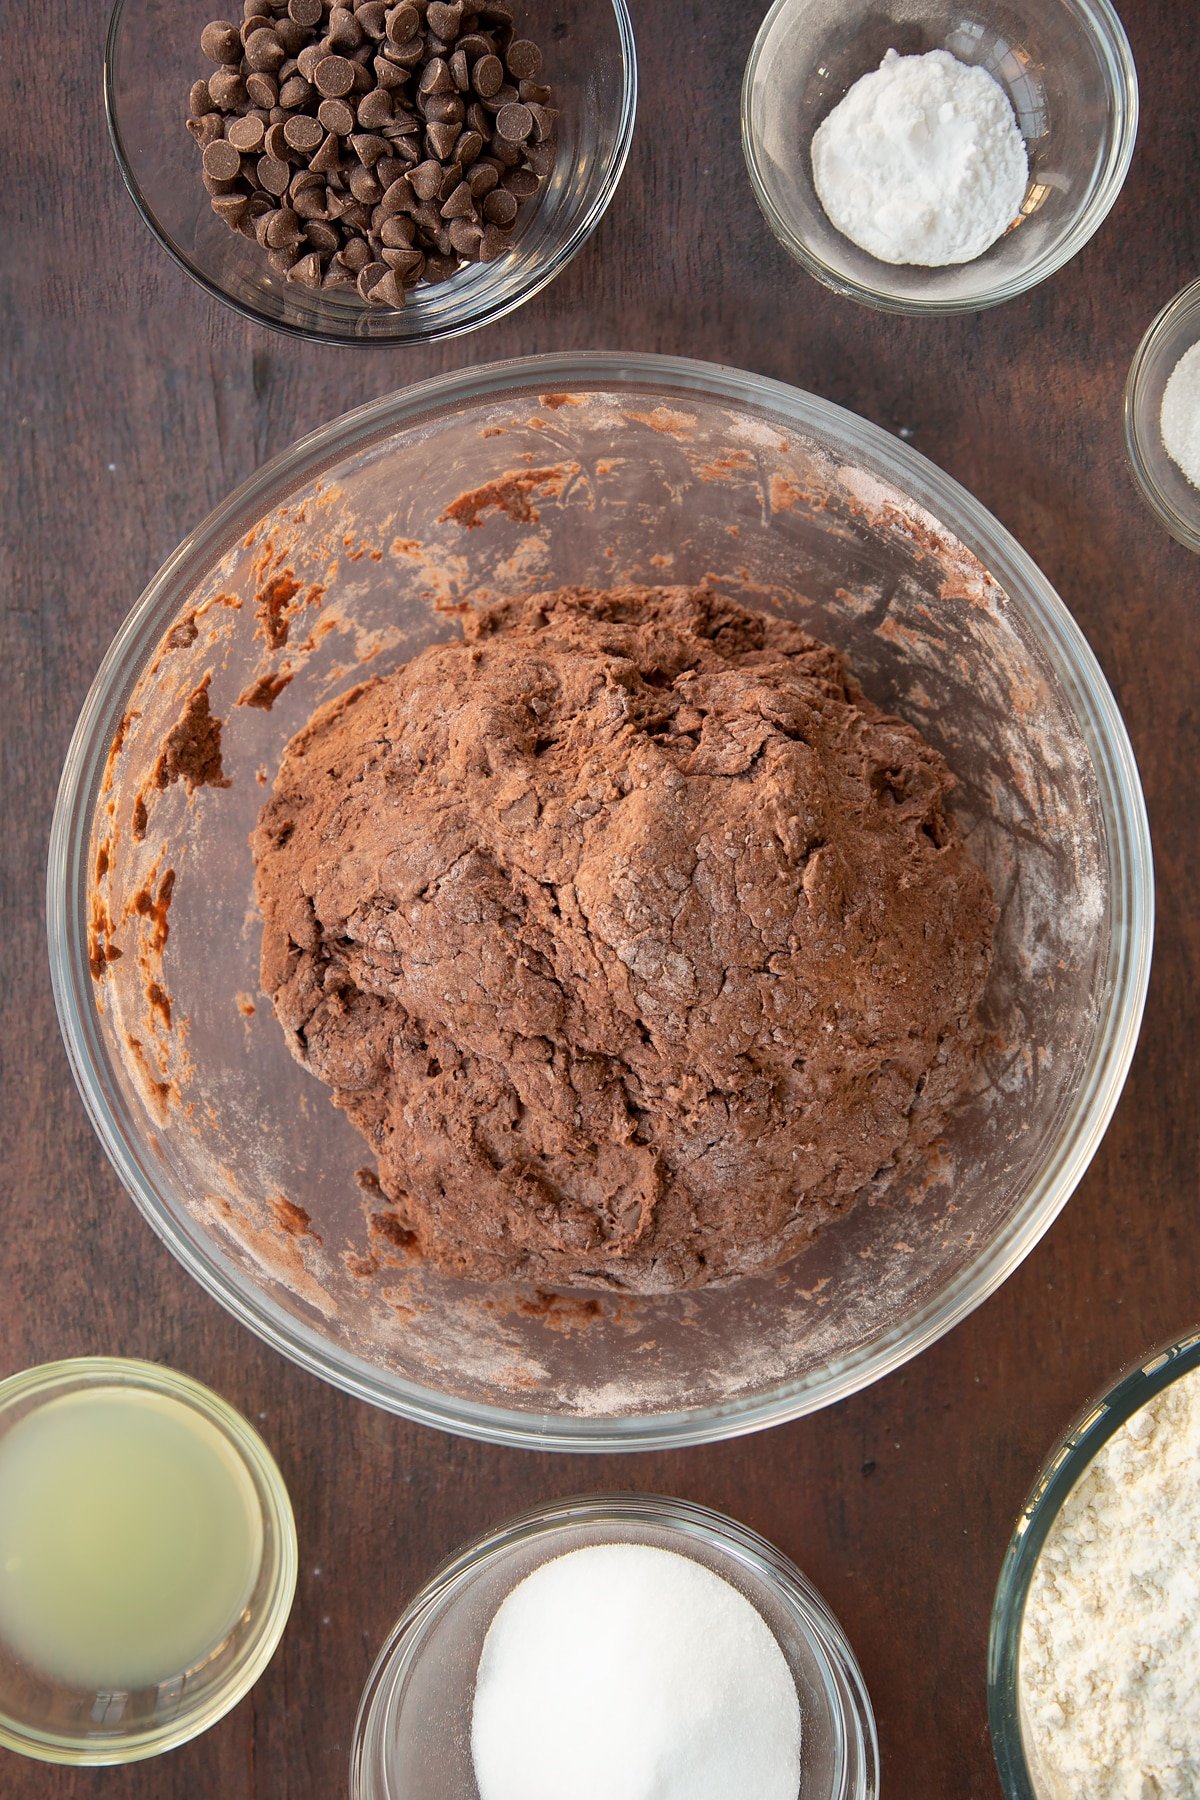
(501, 162, 537, 197)
(268, 244, 299, 272)
(317, 95, 355, 133)
(288, 0, 322, 24)
(293, 182, 330, 215)
(350, 129, 388, 163)
(504, 37, 539, 78)
(355, 86, 393, 126)
(262, 118, 290, 159)
(471, 52, 502, 96)
(188, 77, 213, 113)
(295, 39, 325, 80)
(422, 250, 458, 281)
(371, 267, 410, 306)
(338, 235, 372, 269)
(244, 25, 286, 68)
(449, 47, 470, 90)
(275, 19, 308, 54)
(245, 69, 279, 106)
(264, 204, 304, 245)
(206, 68, 244, 118)
(257, 153, 293, 193)
(187, 111, 223, 146)
(517, 77, 551, 103)
(380, 212, 416, 244)
(483, 80, 518, 112)
(283, 111, 324, 149)
(382, 244, 424, 276)
(419, 54, 453, 93)
(426, 1, 463, 39)
(327, 5, 362, 47)
(310, 129, 344, 172)
(447, 215, 482, 255)
(287, 249, 324, 285)
(279, 72, 314, 106)
(200, 19, 243, 62)
(356, 1, 387, 37)
(407, 158, 442, 200)
(227, 112, 267, 150)
(494, 100, 531, 142)
(305, 218, 341, 252)
(425, 119, 460, 158)
(211, 191, 250, 226)
(202, 136, 243, 181)
(315, 53, 355, 94)
(526, 101, 556, 142)
(437, 178, 472, 218)
(348, 163, 382, 202)
(482, 183, 516, 224)
(385, 34, 424, 67)
(476, 220, 510, 259)
(525, 137, 556, 177)
(356, 258, 390, 296)
(385, 3, 419, 44)
(466, 158, 498, 197)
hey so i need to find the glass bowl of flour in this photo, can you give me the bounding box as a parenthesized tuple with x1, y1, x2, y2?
(988, 1327, 1200, 1799)
(741, 0, 1138, 313)
(350, 1494, 878, 1800)
(1125, 276, 1200, 554)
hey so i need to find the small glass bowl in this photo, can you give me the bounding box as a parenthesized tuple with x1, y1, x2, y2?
(105, 0, 636, 345)
(988, 1326, 1200, 1798)
(1124, 277, 1200, 553)
(351, 1494, 878, 1800)
(0, 1357, 297, 1766)
(741, 0, 1137, 314)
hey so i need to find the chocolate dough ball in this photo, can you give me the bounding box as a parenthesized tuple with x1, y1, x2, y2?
(253, 586, 995, 1292)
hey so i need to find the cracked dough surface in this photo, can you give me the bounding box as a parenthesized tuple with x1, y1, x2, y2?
(253, 585, 996, 1292)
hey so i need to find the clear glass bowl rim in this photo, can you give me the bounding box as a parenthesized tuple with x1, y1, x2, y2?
(103, 0, 638, 347)
(739, 0, 1139, 316)
(0, 1355, 298, 1766)
(348, 1491, 879, 1800)
(987, 1324, 1200, 1799)
(46, 350, 1154, 1452)
(1123, 274, 1200, 553)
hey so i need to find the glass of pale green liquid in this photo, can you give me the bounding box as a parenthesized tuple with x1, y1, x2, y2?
(0, 1357, 296, 1764)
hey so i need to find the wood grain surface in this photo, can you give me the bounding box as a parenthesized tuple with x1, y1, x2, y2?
(2, 1, 1197, 1794)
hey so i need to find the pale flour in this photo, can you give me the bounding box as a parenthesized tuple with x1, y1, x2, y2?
(1019, 1363, 1200, 1799)
(810, 48, 1028, 267)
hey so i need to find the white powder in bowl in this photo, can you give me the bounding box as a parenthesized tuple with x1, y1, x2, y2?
(1019, 1362, 1200, 1799)
(1161, 339, 1200, 491)
(810, 48, 1029, 267)
(470, 1542, 802, 1800)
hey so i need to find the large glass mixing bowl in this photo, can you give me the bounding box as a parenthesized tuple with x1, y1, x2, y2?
(48, 354, 1152, 1450)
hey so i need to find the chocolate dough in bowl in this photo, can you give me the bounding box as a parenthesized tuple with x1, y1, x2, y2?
(48, 355, 1151, 1450)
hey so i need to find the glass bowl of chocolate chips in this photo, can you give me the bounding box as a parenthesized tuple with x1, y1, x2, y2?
(104, 0, 636, 341)
(49, 353, 1151, 1449)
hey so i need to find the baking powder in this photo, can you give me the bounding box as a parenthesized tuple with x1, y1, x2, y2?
(1019, 1362, 1200, 1799)
(1161, 339, 1200, 491)
(811, 49, 1028, 267)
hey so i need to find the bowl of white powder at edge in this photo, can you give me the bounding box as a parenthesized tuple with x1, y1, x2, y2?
(349, 1493, 878, 1800)
(741, 0, 1137, 314)
(988, 1326, 1200, 1800)
(1125, 276, 1200, 554)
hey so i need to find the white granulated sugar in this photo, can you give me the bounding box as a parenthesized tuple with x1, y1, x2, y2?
(470, 1543, 802, 1800)
(1019, 1363, 1200, 1799)
(811, 48, 1029, 266)
(1161, 339, 1200, 491)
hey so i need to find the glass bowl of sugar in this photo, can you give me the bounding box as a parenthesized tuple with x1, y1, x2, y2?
(1124, 276, 1200, 554)
(741, 0, 1137, 313)
(988, 1326, 1200, 1799)
(351, 1493, 878, 1800)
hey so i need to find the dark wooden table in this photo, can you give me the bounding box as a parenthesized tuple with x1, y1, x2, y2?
(3, 2, 1197, 1793)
